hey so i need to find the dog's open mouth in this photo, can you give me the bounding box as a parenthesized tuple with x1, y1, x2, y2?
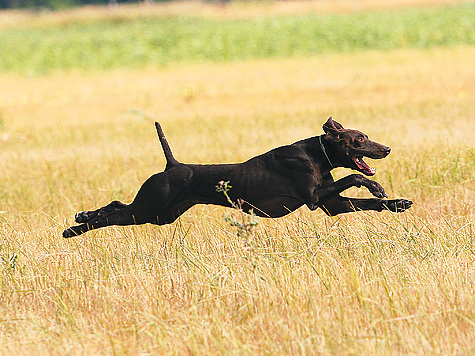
(353, 156, 375, 176)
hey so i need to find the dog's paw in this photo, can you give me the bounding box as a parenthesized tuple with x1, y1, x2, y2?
(366, 180, 387, 199)
(383, 199, 413, 213)
(75, 211, 90, 223)
(63, 225, 87, 238)
(63, 227, 76, 238)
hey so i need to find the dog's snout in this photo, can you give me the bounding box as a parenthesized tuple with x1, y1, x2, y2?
(384, 147, 391, 155)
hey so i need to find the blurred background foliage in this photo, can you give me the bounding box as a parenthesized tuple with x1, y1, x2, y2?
(0, 0, 176, 10)
(0, 3, 473, 74)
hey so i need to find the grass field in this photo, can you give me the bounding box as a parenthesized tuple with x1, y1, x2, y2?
(0, 4, 475, 74)
(0, 0, 474, 354)
(0, 2, 473, 73)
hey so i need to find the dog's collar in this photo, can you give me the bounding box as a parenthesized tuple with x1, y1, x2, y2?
(319, 135, 334, 169)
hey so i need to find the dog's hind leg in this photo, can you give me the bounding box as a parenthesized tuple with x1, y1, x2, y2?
(74, 200, 127, 224)
(63, 204, 143, 238)
(63, 195, 195, 238)
(63, 166, 195, 237)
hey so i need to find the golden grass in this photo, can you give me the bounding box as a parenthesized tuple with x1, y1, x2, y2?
(0, 46, 474, 354)
(0, 0, 468, 29)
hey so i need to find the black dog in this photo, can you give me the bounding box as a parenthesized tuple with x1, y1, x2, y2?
(63, 117, 412, 237)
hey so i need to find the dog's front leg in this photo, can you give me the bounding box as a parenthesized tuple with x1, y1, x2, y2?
(320, 195, 413, 216)
(318, 174, 388, 200)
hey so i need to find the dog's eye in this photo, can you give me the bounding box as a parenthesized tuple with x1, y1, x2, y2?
(357, 137, 365, 142)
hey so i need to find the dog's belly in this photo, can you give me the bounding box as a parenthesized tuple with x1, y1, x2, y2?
(188, 162, 305, 218)
(243, 195, 304, 218)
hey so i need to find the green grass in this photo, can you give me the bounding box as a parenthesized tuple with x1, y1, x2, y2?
(0, 3, 473, 74)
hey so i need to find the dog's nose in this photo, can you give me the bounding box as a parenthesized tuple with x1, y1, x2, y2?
(385, 147, 391, 155)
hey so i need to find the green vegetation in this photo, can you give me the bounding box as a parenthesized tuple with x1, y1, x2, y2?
(0, 3, 473, 73)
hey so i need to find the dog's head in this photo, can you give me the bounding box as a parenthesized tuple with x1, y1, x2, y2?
(322, 117, 391, 176)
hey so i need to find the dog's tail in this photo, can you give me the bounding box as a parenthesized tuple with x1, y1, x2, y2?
(155, 122, 180, 170)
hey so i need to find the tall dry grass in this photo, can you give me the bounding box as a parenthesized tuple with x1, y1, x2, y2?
(0, 42, 474, 355)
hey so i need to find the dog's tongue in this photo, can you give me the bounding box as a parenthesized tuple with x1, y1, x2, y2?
(354, 157, 375, 176)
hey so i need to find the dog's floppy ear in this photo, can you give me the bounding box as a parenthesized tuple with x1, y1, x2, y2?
(323, 117, 344, 141)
